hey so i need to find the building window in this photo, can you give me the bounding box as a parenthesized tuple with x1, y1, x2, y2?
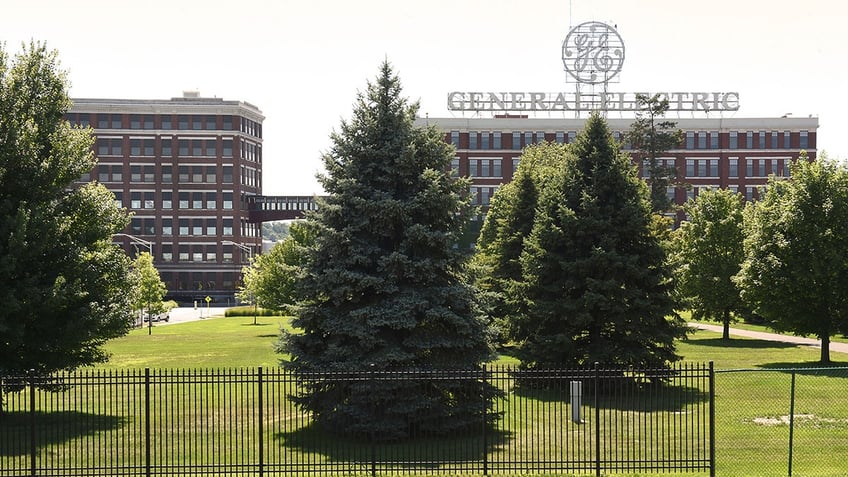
(759, 131, 766, 149)
(450, 131, 459, 147)
(493, 131, 502, 149)
(783, 131, 791, 149)
(178, 192, 189, 209)
(697, 132, 707, 149)
(746, 131, 753, 149)
(771, 131, 778, 149)
(512, 132, 521, 150)
(162, 191, 172, 209)
(192, 192, 203, 209)
(206, 140, 217, 157)
(192, 219, 203, 236)
(800, 130, 809, 149)
(223, 218, 233, 236)
(469, 131, 478, 150)
(685, 131, 695, 149)
(206, 192, 216, 209)
(178, 139, 189, 156)
(192, 115, 202, 130)
(709, 133, 718, 149)
(729, 158, 738, 178)
(223, 139, 233, 157)
(512, 157, 520, 173)
(178, 115, 189, 129)
(223, 166, 233, 183)
(206, 218, 217, 236)
(143, 139, 154, 156)
(143, 165, 154, 182)
(524, 131, 533, 147)
(111, 115, 122, 129)
(205, 115, 216, 130)
(223, 192, 233, 210)
(686, 159, 695, 177)
(130, 192, 141, 209)
(746, 159, 753, 177)
(130, 165, 141, 182)
(729, 131, 738, 149)
(223, 116, 233, 130)
(161, 116, 172, 130)
(130, 115, 141, 129)
(113, 191, 123, 208)
(161, 139, 172, 156)
(555, 131, 565, 144)
(568, 131, 576, 143)
(192, 141, 202, 156)
(450, 158, 460, 177)
(143, 115, 154, 129)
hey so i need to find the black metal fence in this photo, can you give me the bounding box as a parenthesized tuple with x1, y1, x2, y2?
(0, 364, 713, 476)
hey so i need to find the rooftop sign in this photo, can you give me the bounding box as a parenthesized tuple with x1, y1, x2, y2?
(447, 21, 739, 114)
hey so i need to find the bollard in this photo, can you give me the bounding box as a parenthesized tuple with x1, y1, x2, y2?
(570, 380, 583, 423)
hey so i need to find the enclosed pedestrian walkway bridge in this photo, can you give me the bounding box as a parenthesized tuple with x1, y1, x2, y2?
(246, 195, 319, 222)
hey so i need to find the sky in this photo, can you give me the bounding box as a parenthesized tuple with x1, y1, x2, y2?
(3, 0, 847, 196)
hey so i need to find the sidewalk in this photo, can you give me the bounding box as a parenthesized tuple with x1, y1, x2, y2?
(689, 322, 848, 354)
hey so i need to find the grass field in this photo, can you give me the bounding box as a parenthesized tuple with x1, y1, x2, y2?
(5, 316, 842, 476)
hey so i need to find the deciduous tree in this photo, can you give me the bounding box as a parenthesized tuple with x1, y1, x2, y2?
(736, 153, 848, 363)
(0, 43, 134, 403)
(674, 189, 745, 339)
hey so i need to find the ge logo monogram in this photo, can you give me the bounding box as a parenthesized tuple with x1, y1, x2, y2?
(562, 21, 625, 85)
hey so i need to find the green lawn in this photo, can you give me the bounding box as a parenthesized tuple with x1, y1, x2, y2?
(63, 317, 848, 476)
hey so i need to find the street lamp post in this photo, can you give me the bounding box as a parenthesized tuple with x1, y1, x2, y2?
(114, 233, 155, 334)
(222, 240, 257, 325)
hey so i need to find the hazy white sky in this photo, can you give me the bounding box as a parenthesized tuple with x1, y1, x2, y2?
(3, 0, 846, 195)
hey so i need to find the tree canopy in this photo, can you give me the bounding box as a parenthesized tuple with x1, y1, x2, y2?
(736, 153, 848, 363)
(0, 43, 135, 383)
(625, 93, 684, 213)
(243, 220, 313, 314)
(130, 251, 167, 334)
(485, 112, 686, 370)
(279, 62, 496, 438)
(674, 189, 745, 339)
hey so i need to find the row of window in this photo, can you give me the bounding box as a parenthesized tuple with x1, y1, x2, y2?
(158, 272, 236, 292)
(93, 165, 235, 184)
(66, 113, 262, 138)
(96, 138, 253, 159)
(117, 191, 235, 210)
(127, 218, 260, 240)
(642, 158, 793, 178)
(452, 130, 810, 151)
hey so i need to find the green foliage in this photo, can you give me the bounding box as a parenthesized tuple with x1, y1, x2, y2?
(736, 153, 848, 363)
(502, 112, 686, 369)
(130, 252, 167, 316)
(674, 189, 745, 339)
(241, 221, 314, 313)
(224, 305, 283, 317)
(473, 142, 567, 344)
(279, 62, 497, 439)
(262, 220, 290, 242)
(625, 93, 684, 213)
(0, 43, 134, 382)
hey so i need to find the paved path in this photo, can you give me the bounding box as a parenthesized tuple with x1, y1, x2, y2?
(689, 322, 848, 354)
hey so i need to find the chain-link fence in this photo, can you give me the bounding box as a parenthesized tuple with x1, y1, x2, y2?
(715, 367, 848, 477)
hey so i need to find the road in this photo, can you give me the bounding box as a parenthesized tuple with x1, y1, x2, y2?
(689, 322, 848, 354)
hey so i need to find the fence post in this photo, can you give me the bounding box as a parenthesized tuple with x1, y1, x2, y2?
(709, 361, 715, 477)
(788, 370, 796, 477)
(145, 368, 151, 477)
(481, 365, 488, 476)
(594, 362, 601, 477)
(369, 364, 376, 477)
(29, 369, 36, 477)
(258, 367, 264, 477)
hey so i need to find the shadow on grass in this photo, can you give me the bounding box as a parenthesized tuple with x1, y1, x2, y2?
(0, 411, 126, 457)
(757, 362, 848, 378)
(275, 422, 511, 467)
(684, 337, 797, 350)
(512, 382, 709, 412)
(240, 322, 274, 327)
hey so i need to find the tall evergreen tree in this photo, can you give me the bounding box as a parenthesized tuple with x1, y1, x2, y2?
(626, 94, 684, 213)
(0, 43, 134, 400)
(516, 112, 686, 369)
(280, 62, 496, 438)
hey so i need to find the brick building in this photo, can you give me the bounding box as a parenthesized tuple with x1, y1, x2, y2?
(67, 93, 264, 302)
(418, 115, 818, 223)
